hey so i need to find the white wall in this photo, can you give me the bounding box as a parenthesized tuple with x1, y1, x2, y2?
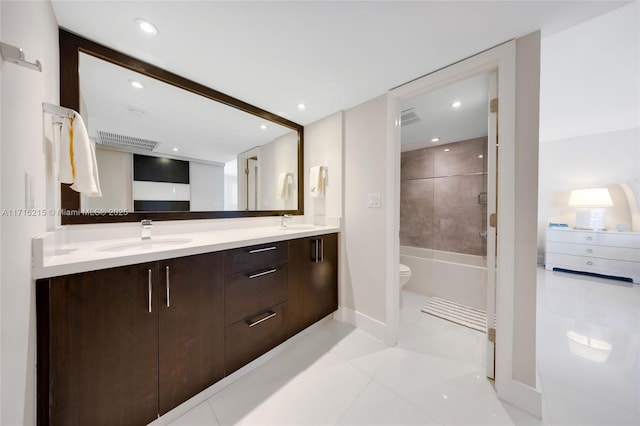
(190, 162, 224, 211)
(513, 31, 541, 388)
(303, 111, 343, 218)
(538, 2, 640, 253)
(81, 148, 133, 212)
(259, 131, 298, 211)
(342, 96, 389, 328)
(1, 1, 59, 425)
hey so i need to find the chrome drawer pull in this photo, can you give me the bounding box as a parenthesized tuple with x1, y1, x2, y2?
(587, 261, 594, 266)
(248, 268, 277, 279)
(247, 310, 277, 328)
(148, 269, 152, 313)
(586, 236, 593, 241)
(587, 249, 593, 253)
(248, 246, 276, 254)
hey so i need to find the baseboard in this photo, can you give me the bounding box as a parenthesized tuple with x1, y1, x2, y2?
(498, 378, 542, 419)
(333, 306, 387, 342)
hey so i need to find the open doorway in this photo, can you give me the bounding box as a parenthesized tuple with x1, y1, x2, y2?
(397, 70, 498, 378)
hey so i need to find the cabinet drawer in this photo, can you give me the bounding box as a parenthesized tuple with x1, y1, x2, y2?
(546, 253, 640, 277)
(546, 241, 640, 262)
(225, 241, 288, 275)
(546, 229, 640, 249)
(225, 302, 287, 375)
(225, 264, 288, 326)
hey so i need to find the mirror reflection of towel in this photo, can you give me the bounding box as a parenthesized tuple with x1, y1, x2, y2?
(277, 172, 291, 199)
(59, 112, 102, 197)
(310, 166, 324, 198)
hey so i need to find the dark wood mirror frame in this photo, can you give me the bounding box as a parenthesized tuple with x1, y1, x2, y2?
(59, 29, 304, 224)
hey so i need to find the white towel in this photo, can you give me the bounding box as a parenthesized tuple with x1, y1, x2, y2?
(58, 112, 102, 197)
(277, 172, 290, 199)
(310, 166, 324, 198)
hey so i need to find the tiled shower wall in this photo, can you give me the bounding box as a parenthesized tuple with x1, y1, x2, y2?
(400, 137, 488, 256)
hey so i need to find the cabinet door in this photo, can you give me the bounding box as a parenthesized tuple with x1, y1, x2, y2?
(313, 233, 339, 320)
(288, 234, 339, 337)
(38, 263, 159, 426)
(158, 252, 224, 415)
(288, 238, 317, 336)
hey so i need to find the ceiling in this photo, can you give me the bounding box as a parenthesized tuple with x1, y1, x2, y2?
(401, 72, 489, 149)
(52, 1, 631, 127)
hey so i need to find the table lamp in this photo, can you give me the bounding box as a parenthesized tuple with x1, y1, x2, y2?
(568, 188, 613, 231)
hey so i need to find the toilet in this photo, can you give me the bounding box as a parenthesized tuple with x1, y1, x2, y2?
(399, 263, 412, 288)
(399, 263, 412, 308)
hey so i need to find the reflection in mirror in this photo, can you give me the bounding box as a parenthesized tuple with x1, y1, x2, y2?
(77, 52, 299, 214)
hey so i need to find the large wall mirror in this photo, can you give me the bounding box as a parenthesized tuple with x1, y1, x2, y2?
(59, 29, 304, 224)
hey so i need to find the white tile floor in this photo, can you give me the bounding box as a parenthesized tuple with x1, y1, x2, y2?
(167, 268, 639, 426)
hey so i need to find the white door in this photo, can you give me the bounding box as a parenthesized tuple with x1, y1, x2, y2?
(485, 71, 498, 380)
(247, 158, 258, 210)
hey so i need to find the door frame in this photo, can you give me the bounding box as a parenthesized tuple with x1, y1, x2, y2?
(386, 39, 541, 417)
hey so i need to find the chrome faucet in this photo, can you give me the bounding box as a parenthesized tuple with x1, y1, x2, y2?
(141, 219, 153, 240)
(280, 214, 292, 228)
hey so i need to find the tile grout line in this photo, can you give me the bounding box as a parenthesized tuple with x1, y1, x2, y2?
(206, 398, 223, 426)
(332, 376, 376, 425)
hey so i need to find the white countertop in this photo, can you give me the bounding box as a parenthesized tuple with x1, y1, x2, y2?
(32, 224, 340, 279)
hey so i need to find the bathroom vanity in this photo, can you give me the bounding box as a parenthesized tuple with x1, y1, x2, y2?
(34, 227, 338, 425)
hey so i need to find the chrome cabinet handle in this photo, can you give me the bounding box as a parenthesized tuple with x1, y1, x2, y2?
(587, 261, 594, 266)
(586, 249, 593, 253)
(165, 266, 170, 308)
(148, 269, 152, 313)
(248, 268, 277, 279)
(248, 246, 276, 254)
(314, 239, 320, 263)
(319, 238, 324, 262)
(246, 310, 277, 328)
(586, 236, 593, 241)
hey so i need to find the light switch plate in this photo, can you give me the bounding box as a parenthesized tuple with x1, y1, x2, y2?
(367, 193, 381, 208)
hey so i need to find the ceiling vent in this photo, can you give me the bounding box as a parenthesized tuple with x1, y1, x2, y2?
(96, 131, 158, 151)
(401, 108, 421, 127)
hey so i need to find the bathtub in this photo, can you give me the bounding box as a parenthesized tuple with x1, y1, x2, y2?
(400, 246, 487, 310)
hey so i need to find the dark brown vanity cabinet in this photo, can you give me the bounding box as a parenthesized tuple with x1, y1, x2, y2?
(288, 233, 339, 337)
(36, 234, 339, 425)
(224, 242, 289, 374)
(36, 252, 224, 426)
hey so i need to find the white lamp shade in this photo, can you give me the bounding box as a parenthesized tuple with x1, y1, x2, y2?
(568, 188, 613, 207)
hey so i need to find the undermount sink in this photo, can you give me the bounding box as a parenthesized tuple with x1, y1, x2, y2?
(277, 224, 318, 231)
(96, 237, 193, 252)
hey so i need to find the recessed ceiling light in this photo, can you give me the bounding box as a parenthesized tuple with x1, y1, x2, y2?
(172, 147, 179, 152)
(127, 106, 147, 117)
(431, 137, 440, 143)
(478, 154, 484, 158)
(297, 103, 306, 110)
(260, 124, 267, 130)
(128, 79, 144, 89)
(444, 148, 451, 152)
(451, 101, 462, 108)
(134, 18, 158, 36)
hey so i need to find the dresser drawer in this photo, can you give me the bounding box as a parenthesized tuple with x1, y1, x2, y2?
(225, 264, 288, 326)
(546, 229, 640, 249)
(224, 241, 288, 275)
(546, 253, 640, 278)
(225, 302, 287, 374)
(546, 241, 640, 262)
